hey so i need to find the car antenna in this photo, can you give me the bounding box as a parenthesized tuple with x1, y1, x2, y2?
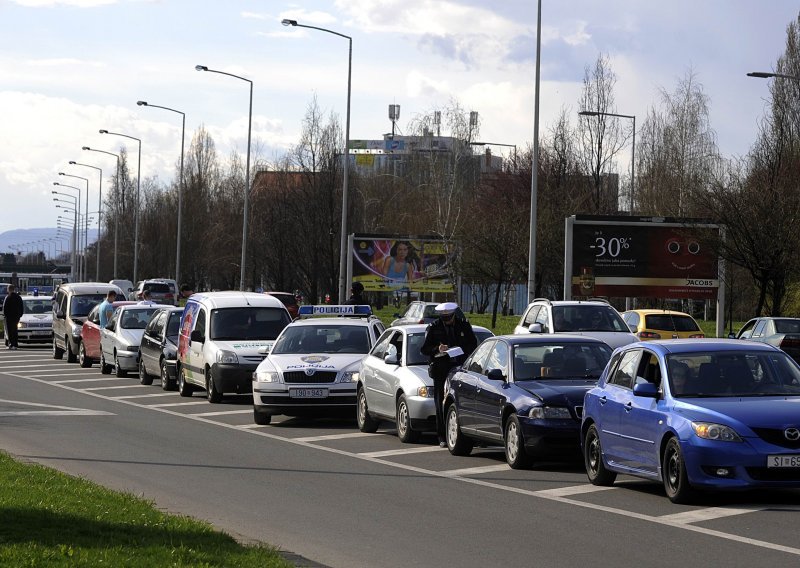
(243, 291, 251, 306)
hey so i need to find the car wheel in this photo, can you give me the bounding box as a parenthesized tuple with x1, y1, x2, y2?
(52, 339, 64, 360)
(504, 415, 533, 469)
(356, 386, 380, 433)
(445, 403, 473, 456)
(66, 338, 77, 363)
(78, 342, 91, 368)
(100, 352, 112, 374)
(160, 359, 175, 391)
(663, 437, 695, 504)
(396, 394, 420, 443)
(253, 408, 272, 425)
(139, 359, 153, 385)
(114, 352, 127, 378)
(178, 367, 194, 397)
(205, 368, 222, 403)
(585, 424, 617, 486)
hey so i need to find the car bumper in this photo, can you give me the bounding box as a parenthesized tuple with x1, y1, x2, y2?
(164, 359, 178, 380)
(407, 395, 436, 425)
(116, 349, 140, 371)
(520, 417, 582, 457)
(211, 363, 257, 394)
(18, 330, 53, 344)
(254, 383, 357, 415)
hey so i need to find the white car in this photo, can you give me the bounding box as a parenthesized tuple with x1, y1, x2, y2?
(10, 295, 54, 345)
(252, 305, 386, 425)
(357, 323, 494, 442)
(99, 304, 160, 377)
(513, 298, 638, 349)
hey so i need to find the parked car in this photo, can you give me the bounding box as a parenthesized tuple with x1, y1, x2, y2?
(252, 305, 386, 425)
(149, 278, 179, 305)
(357, 323, 493, 442)
(443, 334, 614, 468)
(622, 309, 705, 340)
(582, 339, 800, 504)
(390, 301, 465, 327)
(52, 282, 124, 363)
(79, 301, 135, 367)
(10, 295, 54, 345)
(138, 305, 183, 389)
(109, 279, 135, 300)
(99, 304, 160, 377)
(514, 298, 638, 349)
(132, 280, 175, 305)
(734, 317, 800, 363)
(265, 291, 300, 319)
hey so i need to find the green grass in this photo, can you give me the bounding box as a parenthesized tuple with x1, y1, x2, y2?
(0, 451, 292, 567)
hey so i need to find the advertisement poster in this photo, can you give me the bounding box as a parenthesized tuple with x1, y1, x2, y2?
(568, 218, 719, 299)
(351, 235, 456, 293)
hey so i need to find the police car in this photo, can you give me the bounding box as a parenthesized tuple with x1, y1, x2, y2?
(252, 305, 385, 425)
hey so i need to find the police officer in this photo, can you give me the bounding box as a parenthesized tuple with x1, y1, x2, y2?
(421, 302, 477, 447)
(3, 284, 24, 350)
(345, 281, 366, 306)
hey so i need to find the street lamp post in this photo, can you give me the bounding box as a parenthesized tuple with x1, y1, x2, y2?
(54, 198, 77, 278)
(528, 0, 542, 303)
(58, 173, 90, 279)
(747, 71, 800, 81)
(469, 141, 518, 169)
(69, 160, 103, 281)
(578, 110, 636, 214)
(195, 65, 252, 291)
(99, 130, 141, 284)
(137, 100, 186, 285)
(53, 183, 81, 279)
(282, 18, 353, 303)
(83, 146, 121, 278)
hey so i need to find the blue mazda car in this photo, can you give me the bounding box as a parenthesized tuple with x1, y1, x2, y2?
(582, 339, 800, 503)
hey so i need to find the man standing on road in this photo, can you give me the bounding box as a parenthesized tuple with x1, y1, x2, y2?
(421, 302, 477, 447)
(138, 289, 156, 306)
(2, 284, 24, 350)
(98, 289, 117, 329)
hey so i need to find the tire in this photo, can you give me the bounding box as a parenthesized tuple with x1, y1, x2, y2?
(396, 394, 420, 443)
(253, 408, 272, 425)
(584, 424, 617, 486)
(504, 415, 533, 469)
(445, 403, 473, 456)
(114, 352, 127, 378)
(66, 338, 77, 363)
(663, 437, 696, 504)
(178, 367, 195, 397)
(100, 352, 112, 374)
(139, 359, 153, 385)
(78, 342, 92, 368)
(205, 368, 222, 403)
(160, 359, 175, 391)
(356, 386, 380, 433)
(52, 339, 64, 360)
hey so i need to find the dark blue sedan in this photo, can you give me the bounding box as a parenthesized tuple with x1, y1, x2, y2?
(443, 335, 613, 469)
(582, 339, 800, 503)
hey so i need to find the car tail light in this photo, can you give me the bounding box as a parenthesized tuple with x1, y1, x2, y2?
(638, 331, 661, 339)
(419, 319, 425, 324)
(781, 337, 800, 348)
(689, 333, 705, 338)
(166, 293, 174, 300)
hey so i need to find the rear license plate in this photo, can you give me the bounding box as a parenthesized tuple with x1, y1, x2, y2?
(289, 388, 328, 399)
(32, 330, 51, 336)
(767, 455, 800, 468)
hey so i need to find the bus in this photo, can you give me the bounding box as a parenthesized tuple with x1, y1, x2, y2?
(0, 272, 70, 296)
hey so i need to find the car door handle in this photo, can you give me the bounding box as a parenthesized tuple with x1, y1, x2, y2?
(625, 402, 633, 412)
(599, 396, 607, 405)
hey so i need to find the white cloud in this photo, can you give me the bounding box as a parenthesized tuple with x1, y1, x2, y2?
(563, 21, 591, 46)
(26, 58, 105, 68)
(9, 0, 116, 6)
(278, 8, 338, 26)
(241, 11, 267, 20)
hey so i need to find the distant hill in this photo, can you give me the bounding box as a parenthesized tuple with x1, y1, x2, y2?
(0, 228, 97, 258)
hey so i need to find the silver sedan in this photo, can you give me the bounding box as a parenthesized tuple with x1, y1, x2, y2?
(100, 305, 159, 377)
(357, 323, 493, 443)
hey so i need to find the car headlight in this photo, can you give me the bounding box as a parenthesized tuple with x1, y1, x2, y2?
(17, 321, 27, 329)
(340, 371, 359, 383)
(253, 370, 281, 383)
(528, 406, 572, 419)
(216, 350, 238, 364)
(417, 386, 431, 398)
(71, 323, 82, 337)
(692, 422, 742, 442)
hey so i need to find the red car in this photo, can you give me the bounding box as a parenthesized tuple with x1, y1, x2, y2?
(265, 292, 300, 319)
(79, 301, 135, 367)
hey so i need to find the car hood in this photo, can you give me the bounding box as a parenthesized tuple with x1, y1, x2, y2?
(261, 352, 367, 373)
(566, 331, 638, 349)
(117, 328, 145, 346)
(674, 397, 800, 430)
(21, 314, 52, 324)
(516, 379, 597, 405)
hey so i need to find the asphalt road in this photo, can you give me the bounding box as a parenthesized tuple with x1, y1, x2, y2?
(2, 345, 800, 567)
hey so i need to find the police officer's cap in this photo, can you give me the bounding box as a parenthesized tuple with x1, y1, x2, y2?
(435, 302, 458, 316)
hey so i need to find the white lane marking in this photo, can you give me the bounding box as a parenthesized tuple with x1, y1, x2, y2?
(238, 423, 266, 429)
(7, 371, 800, 559)
(83, 385, 150, 391)
(148, 401, 208, 408)
(23, 372, 98, 377)
(114, 393, 177, 399)
(191, 409, 253, 417)
(535, 484, 617, 498)
(0, 398, 113, 417)
(293, 432, 378, 442)
(360, 446, 447, 458)
(1, 364, 63, 369)
(658, 507, 760, 524)
(54, 378, 126, 384)
(439, 464, 511, 477)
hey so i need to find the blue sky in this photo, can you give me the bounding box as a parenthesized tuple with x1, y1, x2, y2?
(0, 0, 797, 238)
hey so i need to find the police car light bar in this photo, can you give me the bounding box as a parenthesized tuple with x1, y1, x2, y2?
(298, 305, 372, 317)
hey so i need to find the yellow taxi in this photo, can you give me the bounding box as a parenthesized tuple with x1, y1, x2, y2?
(621, 309, 705, 341)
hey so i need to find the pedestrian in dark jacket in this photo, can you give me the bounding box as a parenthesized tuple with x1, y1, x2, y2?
(3, 284, 24, 350)
(345, 281, 366, 306)
(420, 302, 478, 447)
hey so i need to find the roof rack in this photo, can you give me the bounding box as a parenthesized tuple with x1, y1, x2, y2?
(532, 297, 552, 304)
(586, 297, 610, 305)
(297, 305, 373, 318)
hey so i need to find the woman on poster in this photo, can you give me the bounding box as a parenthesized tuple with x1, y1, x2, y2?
(379, 240, 418, 288)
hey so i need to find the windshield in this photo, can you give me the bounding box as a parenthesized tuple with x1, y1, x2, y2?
(667, 351, 800, 397)
(166, 312, 181, 339)
(23, 299, 52, 315)
(209, 307, 290, 341)
(120, 307, 159, 330)
(553, 305, 628, 333)
(70, 294, 106, 318)
(272, 324, 370, 354)
(513, 342, 613, 380)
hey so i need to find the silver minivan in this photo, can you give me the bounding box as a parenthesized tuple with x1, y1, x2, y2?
(52, 282, 123, 362)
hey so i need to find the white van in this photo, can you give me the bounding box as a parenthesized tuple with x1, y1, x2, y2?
(109, 279, 135, 300)
(177, 291, 292, 403)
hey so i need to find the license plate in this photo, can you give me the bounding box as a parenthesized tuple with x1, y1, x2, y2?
(289, 388, 328, 399)
(32, 330, 51, 336)
(767, 455, 800, 468)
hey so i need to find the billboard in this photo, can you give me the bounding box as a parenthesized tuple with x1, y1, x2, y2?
(565, 216, 720, 299)
(350, 235, 456, 293)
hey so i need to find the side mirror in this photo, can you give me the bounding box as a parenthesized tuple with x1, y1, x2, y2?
(628, 324, 638, 334)
(633, 382, 659, 398)
(105, 322, 114, 331)
(528, 323, 543, 334)
(190, 329, 205, 343)
(727, 333, 736, 339)
(384, 344, 399, 365)
(56, 310, 65, 319)
(487, 368, 505, 382)
(393, 313, 401, 318)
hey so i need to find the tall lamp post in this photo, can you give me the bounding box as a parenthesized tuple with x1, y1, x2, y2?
(58, 172, 90, 279)
(528, 0, 542, 303)
(99, 130, 141, 284)
(282, 18, 353, 303)
(53, 197, 77, 278)
(53, 183, 82, 279)
(747, 71, 800, 81)
(195, 65, 252, 291)
(137, 100, 186, 285)
(69, 160, 103, 281)
(469, 141, 518, 168)
(83, 146, 121, 278)
(578, 110, 636, 214)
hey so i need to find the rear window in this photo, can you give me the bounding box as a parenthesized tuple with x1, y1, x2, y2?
(775, 320, 800, 334)
(143, 283, 171, 294)
(645, 314, 700, 332)
(270, 293, 297, 307)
